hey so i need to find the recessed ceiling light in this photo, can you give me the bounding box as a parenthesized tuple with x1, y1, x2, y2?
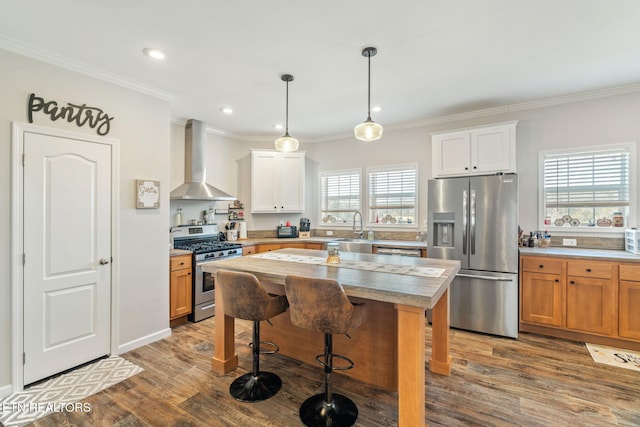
(221, 107, 233, 114)
(142, 48, 165, 60)
(371, 105, 383, 113)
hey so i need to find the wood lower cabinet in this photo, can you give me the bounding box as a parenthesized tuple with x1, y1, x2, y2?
(520, 257, 565, 327)
(520, 255, 639, 350)
(242, 245, 256, 255)
(619, 264, 640, 339)
(255, 242, 324, 253)
(170, 254, 192, 325)
(566, 260, 617, 335)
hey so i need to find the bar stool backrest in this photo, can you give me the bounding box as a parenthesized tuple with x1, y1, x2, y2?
(216, 270, 287, 321)
(285, 275, 363, 335)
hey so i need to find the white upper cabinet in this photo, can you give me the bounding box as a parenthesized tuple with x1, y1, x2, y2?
(251, 150, 305, 213)
(432, 121, 517, 177)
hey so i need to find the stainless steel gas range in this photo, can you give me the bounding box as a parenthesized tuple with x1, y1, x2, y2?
(171, 225, 242, 321)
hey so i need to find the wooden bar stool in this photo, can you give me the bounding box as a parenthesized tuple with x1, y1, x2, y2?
(284, 275, 367, 427)
(216, 270, 289, 402)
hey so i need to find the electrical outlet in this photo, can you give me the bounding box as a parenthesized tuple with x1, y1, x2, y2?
(326, 230, 333, 236)
(563, 238, 577, 247)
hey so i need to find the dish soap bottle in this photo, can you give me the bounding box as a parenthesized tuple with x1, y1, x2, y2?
(368, 230, 374, 240)
(175, 207, 183, 226)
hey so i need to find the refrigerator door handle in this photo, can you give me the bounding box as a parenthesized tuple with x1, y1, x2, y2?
(456, 273, 513, 281)
(462, 189, 468, 255)
(470, 189, 476, 255)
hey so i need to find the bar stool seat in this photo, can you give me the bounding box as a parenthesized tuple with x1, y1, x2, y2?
(216, 270, 289, 402)
(284, 275, 367, 427)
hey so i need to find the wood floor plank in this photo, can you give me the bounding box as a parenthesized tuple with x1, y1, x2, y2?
(29, 316, 640, 426)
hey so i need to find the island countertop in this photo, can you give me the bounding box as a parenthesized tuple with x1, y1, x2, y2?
(201, 248, 459, 309)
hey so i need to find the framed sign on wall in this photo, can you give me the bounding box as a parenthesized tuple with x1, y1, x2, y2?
(136, 179, 160, 209)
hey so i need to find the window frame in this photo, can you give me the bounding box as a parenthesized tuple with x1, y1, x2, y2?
(537, 142, 637, 234)
(366, 162, 419, 229)
(318, 168, 362, 228)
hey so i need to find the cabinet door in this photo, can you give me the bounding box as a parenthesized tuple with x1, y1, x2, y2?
(432, 131, 471, 177)
(566, 276, 617, 335)
(251, 151, 279, 212)
(279, 153, 305, 212)
(620, 264, 640, 339)
(305, 243, 325, 250)
(170, 268, 192, 319)
(521, 271, 565, 327)
(470, 125, 515, 174)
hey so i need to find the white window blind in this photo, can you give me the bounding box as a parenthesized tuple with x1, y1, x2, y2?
(543, 148, 630, 224)
(320, 170, 360, 224)
(368, 165, 416, 225)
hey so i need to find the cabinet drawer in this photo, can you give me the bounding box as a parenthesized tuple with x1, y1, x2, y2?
(521, 257, 563, 275)
(567, 260, 613, 279)
(620, 264, 640, 281)
(170, 255, 191, 271)
(256, 243, 282, 253)
(243, 245, 256, 256)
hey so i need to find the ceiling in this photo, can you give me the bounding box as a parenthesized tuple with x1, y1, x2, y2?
(3, 1, 640, 142)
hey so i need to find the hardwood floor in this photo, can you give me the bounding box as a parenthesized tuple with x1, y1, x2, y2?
(31, 317, 640, 426)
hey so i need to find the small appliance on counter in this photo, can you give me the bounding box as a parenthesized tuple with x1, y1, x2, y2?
(299, 218, 311, 238)
(277, 225, 298, 238)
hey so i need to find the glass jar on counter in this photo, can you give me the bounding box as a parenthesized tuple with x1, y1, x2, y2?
(326, 242, 340, 264)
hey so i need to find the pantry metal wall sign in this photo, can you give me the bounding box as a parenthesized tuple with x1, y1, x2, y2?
(27, 93, 115, 135)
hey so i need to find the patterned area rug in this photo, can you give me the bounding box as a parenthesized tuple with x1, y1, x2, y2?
(0, 355, 144, 427)
(586, 343, 640, 372)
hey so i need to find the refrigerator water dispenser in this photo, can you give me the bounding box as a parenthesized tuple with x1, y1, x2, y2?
(433, 213, 455, 247)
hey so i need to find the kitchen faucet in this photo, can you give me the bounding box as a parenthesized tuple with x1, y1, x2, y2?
(353, 210, 364, 239)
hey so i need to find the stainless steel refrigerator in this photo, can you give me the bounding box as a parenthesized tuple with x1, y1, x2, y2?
(427, 174, 519, 338)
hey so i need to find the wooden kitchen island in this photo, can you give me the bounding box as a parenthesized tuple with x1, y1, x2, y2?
(202, 248, 460, 426)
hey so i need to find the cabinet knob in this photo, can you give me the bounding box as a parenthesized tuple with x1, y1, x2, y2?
(473, 166, 477, 169)
(570, 280, 575, 285)
(555, 279, 559, 282)
(539, 265, 544, 269)
(465, 167, 469, 170)
(586, 268, 592, 272)
(188, 272, 191, 276)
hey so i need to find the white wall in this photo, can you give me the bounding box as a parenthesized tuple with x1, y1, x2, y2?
(0, 49, 172, 393)
(170, 91, 640, 240)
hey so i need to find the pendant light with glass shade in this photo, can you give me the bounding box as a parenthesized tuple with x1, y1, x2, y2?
(354, 47, 383, 142)
(275, 74, 299, 152)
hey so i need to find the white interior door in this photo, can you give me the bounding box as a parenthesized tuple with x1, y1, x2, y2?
(23, 131, 112, 385)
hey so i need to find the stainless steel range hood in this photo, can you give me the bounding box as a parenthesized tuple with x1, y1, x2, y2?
(170, 119, 236, 201)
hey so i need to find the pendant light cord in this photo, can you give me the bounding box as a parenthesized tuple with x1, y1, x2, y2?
(367, 52, 372, 120)
(285, 79, 290, 135)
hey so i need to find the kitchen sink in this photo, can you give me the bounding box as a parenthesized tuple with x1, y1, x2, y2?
(332, 238, 373, 253)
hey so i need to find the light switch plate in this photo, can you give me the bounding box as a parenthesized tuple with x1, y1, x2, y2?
(326, 230, 333, 236)
(563, 238, 577, 246)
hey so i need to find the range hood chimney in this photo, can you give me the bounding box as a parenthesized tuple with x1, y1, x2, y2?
(170, 119, 236, 201)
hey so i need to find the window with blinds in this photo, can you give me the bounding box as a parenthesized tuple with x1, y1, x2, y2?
(368, 164, 417, 225)
(543, 147, 631, 227)
(320, 170, 361, 225)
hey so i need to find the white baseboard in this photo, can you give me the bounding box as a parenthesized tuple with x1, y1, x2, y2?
(116, 328, 171, 355)
(0, 383, 14, 398)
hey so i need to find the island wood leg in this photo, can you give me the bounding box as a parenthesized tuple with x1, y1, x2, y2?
(429, 289, 451, 376)
(397, 304, 426, 426)
(211, 284, 238, 373)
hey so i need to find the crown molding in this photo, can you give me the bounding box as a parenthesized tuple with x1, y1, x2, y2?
(0, 36, 175, 102)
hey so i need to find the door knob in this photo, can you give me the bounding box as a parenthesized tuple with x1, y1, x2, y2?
(99, 258, 111, 265)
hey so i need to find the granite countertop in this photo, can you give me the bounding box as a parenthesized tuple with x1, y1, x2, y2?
(170, 248, 192, 256)
(201, 248, 458, 308)
(519, 247, 640, 263)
